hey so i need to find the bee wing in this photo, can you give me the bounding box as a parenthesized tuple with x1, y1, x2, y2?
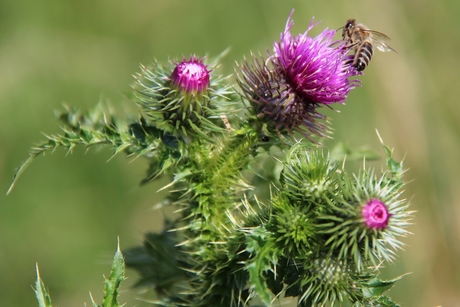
(373, 39, 396, 52)
(366, 30, 397, 53)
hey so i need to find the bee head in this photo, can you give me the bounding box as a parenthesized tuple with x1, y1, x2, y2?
(345, 19, 357, 30)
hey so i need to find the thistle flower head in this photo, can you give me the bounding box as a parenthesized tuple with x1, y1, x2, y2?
(170, 55, 210, 94)
(362, 198, 391, 230)
(133, 53, 232, 144)
(273, 12, 360, 105)
(320, 167, 412, 270)
(237, 10, 360, 140)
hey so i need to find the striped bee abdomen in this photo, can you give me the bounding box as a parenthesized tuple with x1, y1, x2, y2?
(354, 41, 374, 71)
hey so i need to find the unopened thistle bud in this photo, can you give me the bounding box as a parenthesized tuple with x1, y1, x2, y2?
(170, 55, 210, 95)
(237, 10, 360, 140)
(134, 54, 230, 144)
(320, 168, 412, 270)
(280, 144, 338, 202)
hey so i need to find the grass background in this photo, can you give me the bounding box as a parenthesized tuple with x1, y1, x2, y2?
(1, 0, 459, 306)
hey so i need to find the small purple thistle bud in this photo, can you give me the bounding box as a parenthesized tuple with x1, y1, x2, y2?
(170, 55, 210, 94)
(362, 199, 391, 230)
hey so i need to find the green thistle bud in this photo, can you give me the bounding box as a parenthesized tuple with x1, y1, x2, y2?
(269, 194, 317, 257)
(133, 54, 232, 143)
(287, 257, 351, 306)
(319, 167, 412, 270)
(280, 144, 338, 202)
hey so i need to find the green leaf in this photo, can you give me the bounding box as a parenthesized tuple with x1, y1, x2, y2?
(102, 240, 126, 307)
(362, 274, 407, 299)
(382, 142, 403, 175)
(34, 264, 53, 307)
(376, 295, 401, 307)
(245, 228, 279, 305)
(90, 238, 126, 307)
(376, 130, 403, 178)
(7, 105, 159, 195)
(157, 169, 192, 191)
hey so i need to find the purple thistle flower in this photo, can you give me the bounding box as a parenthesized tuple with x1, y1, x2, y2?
(273, 12, 360, 106)
(170, 55, 210, 94)
(237, 10, 360, 139)
(362, 198, 391, 230)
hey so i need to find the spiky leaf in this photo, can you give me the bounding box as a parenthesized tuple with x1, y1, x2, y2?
(245, 227, 279, 305)
(103, 244, 125, 307)
(91, 241, 126, 307)
(34, 265, 53, 307)
(362, 274, 406, 299)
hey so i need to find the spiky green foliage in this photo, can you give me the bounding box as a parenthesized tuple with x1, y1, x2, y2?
(35, 243, 127, 307)
(123, 225, 187, 291)
(215, 143, 412, 306)
(7, 104, 169, 193)
(91, 242, 126, 307)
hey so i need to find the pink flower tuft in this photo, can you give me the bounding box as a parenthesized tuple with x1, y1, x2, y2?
(362, 199, 391, 230)
(170, 55, 210, 94)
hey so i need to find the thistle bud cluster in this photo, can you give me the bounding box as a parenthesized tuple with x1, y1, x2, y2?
(233, 143, 412, 306)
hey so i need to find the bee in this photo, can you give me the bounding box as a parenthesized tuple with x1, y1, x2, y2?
(342, 19, 395, 71)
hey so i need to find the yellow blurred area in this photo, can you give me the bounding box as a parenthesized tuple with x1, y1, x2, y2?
(1, 1, 459, 306)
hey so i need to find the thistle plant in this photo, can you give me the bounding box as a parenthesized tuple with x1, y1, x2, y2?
(9, 9, 412, 307)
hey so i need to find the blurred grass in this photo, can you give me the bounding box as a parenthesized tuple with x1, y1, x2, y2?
(1, 0, 459, 306)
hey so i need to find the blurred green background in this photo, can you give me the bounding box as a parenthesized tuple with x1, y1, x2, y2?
(1, 0, 459, 306)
